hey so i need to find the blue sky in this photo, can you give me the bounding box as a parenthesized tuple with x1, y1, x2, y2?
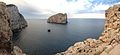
(1, 0, 120, 19)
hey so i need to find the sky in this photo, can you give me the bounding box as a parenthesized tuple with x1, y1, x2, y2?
(0, 0, 120, 19)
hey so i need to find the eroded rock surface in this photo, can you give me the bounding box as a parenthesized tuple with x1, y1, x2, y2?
(7, 4, 27, 32)
(0, 2, 26, 55)
(56, 4, 120, 55)
(0, 2, 12, 50)
(47, 13, 68, 24)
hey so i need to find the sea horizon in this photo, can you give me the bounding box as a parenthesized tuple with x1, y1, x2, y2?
(25, 18, 105, 20)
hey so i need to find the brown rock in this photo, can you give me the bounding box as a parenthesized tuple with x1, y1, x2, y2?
(0, 2, 26, 55)
(0, 2, 13, 54)
(0, 2, 12, 44)
(47, 13, 68, 24)
(109, 44, 120, 55)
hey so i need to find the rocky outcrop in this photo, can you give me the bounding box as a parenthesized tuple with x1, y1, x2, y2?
(12, 46, 26, 55)
(6, 4, 27, 32)
(47, 13, 68, 24)
(56, 4, 120, 55)
(0, 2, 26, 55)
(0, 2, 13, 53)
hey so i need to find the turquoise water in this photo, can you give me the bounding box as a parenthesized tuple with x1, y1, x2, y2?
(12, 19, 105, 55)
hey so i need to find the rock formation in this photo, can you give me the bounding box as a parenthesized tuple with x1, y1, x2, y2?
(6, 4, 27, 32)
(56, 4, 120, 55)
(47, 13, 68, 24)
(0, 2, 26, 55)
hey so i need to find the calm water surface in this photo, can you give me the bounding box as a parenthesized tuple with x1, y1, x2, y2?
(12, 19, 105, 55)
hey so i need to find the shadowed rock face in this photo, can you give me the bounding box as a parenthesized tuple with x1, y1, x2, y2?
(47, 13, 68, 24)
(6, 4, 28, 32)
(56, 4, 120, 55)
(0, 2, 26, 55)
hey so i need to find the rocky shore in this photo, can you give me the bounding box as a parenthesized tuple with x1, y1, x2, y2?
(56, 4, 120, 55)
(47, 13, 68, 24)
(0, 2, 27, 55)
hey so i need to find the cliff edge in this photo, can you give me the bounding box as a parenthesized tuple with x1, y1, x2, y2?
(56, 4, 120, 55)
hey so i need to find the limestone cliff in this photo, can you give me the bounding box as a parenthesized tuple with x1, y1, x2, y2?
(7, 4, 27, 32)
(47, 13, 68, 24)
(0, 2, 26, 55)
(56, 4, 120, 55)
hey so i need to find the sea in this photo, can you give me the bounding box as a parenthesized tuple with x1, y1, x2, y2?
(12, 19, 105, 55)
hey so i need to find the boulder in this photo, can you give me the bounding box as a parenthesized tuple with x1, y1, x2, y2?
(47, 13, 68, 24)
(56, 4, 120, 55)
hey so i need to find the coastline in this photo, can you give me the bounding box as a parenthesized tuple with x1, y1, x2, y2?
(56, 4, 120, 55)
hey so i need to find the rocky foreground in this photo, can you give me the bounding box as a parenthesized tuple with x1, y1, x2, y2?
(56, 4, 120, 55)
(0, 2, 27, 55)
(47, 13, 68, 24)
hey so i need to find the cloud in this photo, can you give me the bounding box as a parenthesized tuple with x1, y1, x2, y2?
(19, 5, 41, 17)
(24, 0, 90, 13)
(76, 0, 120, 14)
(0, 0, 38, 16)
(66, 0, 78, 2)
(71, 13, 105, 18)
(65, 0, 120, 18)
(1, 0, 120, 19)
(0, 0, 55, 19)
(89, 0, 120, 5)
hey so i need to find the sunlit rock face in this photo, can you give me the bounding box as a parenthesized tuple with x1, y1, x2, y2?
(0, 2, 13, 54)
(56, 4, 120, 55)
(0, 2, 26, 55)
(6, 4, 27, 32)
(47, 13, 68, 24)
(0, 2, 12, 45)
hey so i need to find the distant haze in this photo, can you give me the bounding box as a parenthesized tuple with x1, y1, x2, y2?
(0, 0, 120, 19)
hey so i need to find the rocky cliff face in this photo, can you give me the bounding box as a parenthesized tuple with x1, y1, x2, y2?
(47, 13, 68, 24)
(0, 2, 26, 55)
(6, 4, 27, 32)
(56, 4, 120, 55)
(0, 2, 13, 54)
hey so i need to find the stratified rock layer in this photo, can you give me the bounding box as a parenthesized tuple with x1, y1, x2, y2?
(56, 4, 120, 55)
(47, 13, 68, 24)
(7, 4, 27, 31)
(0, 2, 26, 55)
